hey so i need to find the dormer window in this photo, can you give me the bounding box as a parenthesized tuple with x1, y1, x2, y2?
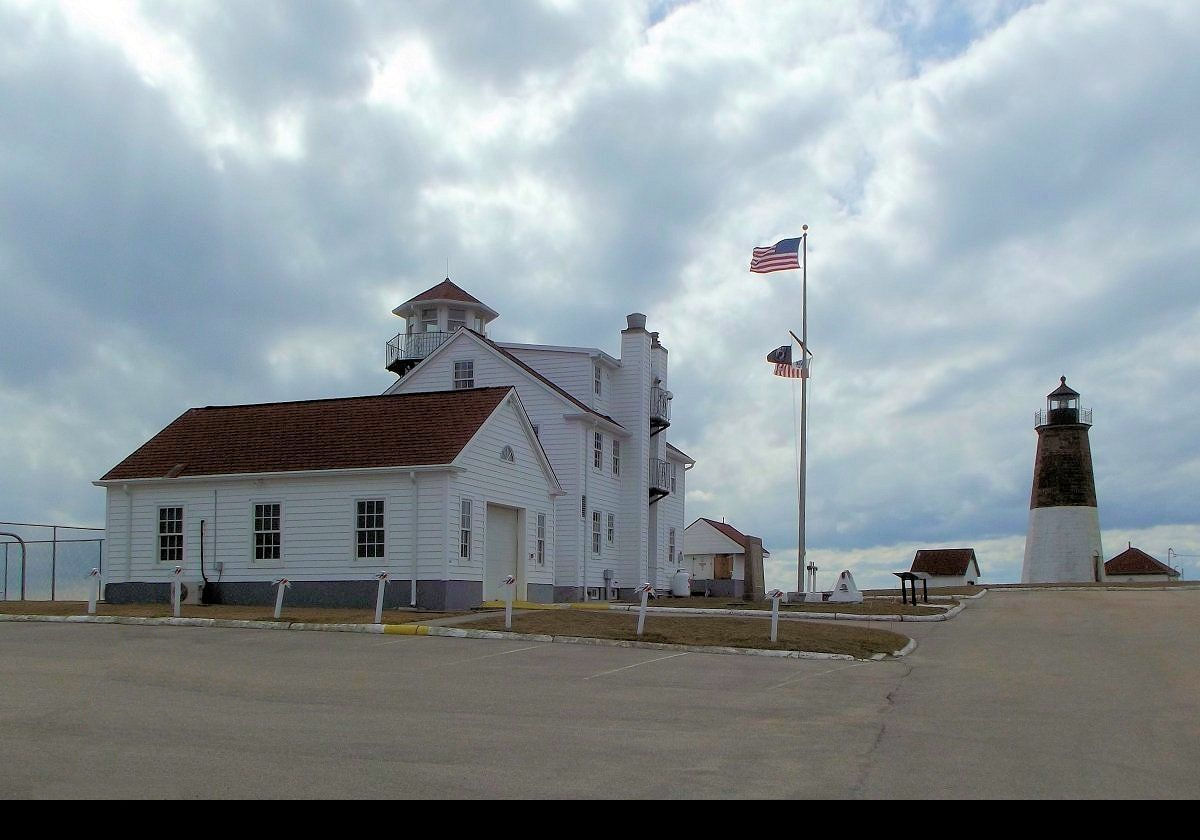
(448, 308, 467, 332)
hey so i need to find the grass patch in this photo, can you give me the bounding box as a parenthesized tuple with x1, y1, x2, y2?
(633, 596, 950, 616)
(0, 601, 465, 624)
(469, 610, 908, 658)
(864, 586, 984, 597)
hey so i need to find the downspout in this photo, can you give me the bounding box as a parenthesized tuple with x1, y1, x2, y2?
(410, 471, 418, 606)
(582, 424, 590, 601)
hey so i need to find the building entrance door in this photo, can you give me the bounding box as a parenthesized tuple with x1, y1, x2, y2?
(484, 504, 519, 601)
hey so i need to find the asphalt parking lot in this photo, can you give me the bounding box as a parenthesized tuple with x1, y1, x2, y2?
(2, 589, 1197, 798)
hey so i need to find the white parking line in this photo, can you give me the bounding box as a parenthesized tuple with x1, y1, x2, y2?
(438, 644, 546, 666)
(765, 662, 865, 691)
(583, 651, 689, 680)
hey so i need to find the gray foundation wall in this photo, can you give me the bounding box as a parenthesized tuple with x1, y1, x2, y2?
(526, 583, 554, 603)
(689, 578, 743, 598)
(106, 579, 481, 611)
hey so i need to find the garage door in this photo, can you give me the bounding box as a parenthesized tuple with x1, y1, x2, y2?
(484, 504, 518, 601)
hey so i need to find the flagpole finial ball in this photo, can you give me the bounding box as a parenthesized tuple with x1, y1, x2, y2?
(802, 224, 808, 231)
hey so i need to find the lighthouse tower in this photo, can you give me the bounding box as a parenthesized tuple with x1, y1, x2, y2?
(1021, 377, 1105, 583)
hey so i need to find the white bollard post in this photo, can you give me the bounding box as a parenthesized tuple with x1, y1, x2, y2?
(171, 565, 183, 617)
(635, 583, 654, 636)
(502, 575, 516, 629)
(767, 589, 784, 643)
(273, 578, 291, 620)
(87, 568, 101, 615)
(374, 571, 389, 624)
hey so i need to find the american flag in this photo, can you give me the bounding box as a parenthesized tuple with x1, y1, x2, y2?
(750, 237, 802, 273)
(767, 343, 809, 378)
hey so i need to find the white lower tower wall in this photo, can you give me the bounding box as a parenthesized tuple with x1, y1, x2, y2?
(1022, 506, 1104, 584)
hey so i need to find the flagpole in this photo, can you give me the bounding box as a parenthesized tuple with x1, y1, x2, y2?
(797, 225, 809, 593)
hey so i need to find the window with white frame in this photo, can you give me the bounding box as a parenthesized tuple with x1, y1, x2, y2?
(593, 431, 603, 470)
(670, 463, 677, 494)
(421, 307, 438, 332)
(460, 499, 472, 559)
(356, 499, 385, 559)
(592, 510, 601, 554)
(668, 527, 677, 565)
(581, 495, 587, 518)
(612, 439, 620, 476)
(500, 445, 515, 462)
(158, 507, 183, 564)
(536, 513, 546, 566)
(254, 503, 281, 561)
(448, 307, 467, 332)
(594, 363, 602, 396)
(607, 513, 615, 545)
(453, 360, 474, 389)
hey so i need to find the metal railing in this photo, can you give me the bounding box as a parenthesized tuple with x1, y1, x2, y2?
(651, 386, 672, 425)
(1, 521, 104, 602)
(386, 331, 453, 368)
(649, 458, 673, 495)
(1034, 407, 1093, 427)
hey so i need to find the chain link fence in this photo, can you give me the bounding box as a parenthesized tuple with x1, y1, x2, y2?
(1, 521, 104, 601)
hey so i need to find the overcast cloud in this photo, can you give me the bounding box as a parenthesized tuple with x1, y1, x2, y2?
(1, 0, 1197, 592)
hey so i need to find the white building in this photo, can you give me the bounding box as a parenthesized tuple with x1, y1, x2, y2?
(908, 548, 981, 588)
(682, 517, 768, 598)
(96, 388, 563, 610)
(384, 279, 693, 600)
(1103, 545, 1180, 584)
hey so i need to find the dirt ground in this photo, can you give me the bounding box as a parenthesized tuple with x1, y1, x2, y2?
(0, 601, 466, 624)
(469, 609, 909, 658)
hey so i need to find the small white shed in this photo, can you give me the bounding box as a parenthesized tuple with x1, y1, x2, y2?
(909, 548, 981, 588)
(682, 518, 769, 598)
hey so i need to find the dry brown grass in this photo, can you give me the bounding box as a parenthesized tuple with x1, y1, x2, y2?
(0, 601, 464, 624)
(635, 595, 950, 616)
(469, 610, 909, 658)
(863, 586, 985, 597)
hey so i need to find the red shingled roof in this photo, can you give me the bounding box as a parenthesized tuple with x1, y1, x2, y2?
(1105, 546, 1179, 577)
(911, 549, 978, 576)
(100, 388, 511, 480)
(401, 279, 483, 307)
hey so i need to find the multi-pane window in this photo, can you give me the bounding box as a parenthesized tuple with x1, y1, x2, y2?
(158, 507, 183, 564)
(612, 440, 620, 476)
(670, 463, 677, 494)
(607, 513, 615, 545)
(581, 495, 587, 518)
(594, 364, 602, 396)
(593, 432, 603, 470)
(453, 360, 474, 389)
(592, 510, 601, 554)
(448, 308, 467, 332)
(536, 513, 546, 566)
(421, 308, 438, 332)
(356, 500, 385, 559)
(460, 499, 472, 559)
(254, 503, 281, 561)
(668, 527, 677, 565)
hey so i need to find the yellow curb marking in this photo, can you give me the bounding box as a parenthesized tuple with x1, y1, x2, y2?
(382, 623, 430, 635)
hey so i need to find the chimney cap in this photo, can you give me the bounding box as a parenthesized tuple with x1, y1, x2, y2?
(626, 313, 647, 331)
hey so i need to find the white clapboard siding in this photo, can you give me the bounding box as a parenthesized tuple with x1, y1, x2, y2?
(654, 454, 687, 590)
(104, 471, 451, 584)
(504, 346, 617, 417)
(448, 396, 556, 587)
(683, 519, 744, 556)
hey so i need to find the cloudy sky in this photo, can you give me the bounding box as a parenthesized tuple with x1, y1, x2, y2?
(2, 0, 1197, 592)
